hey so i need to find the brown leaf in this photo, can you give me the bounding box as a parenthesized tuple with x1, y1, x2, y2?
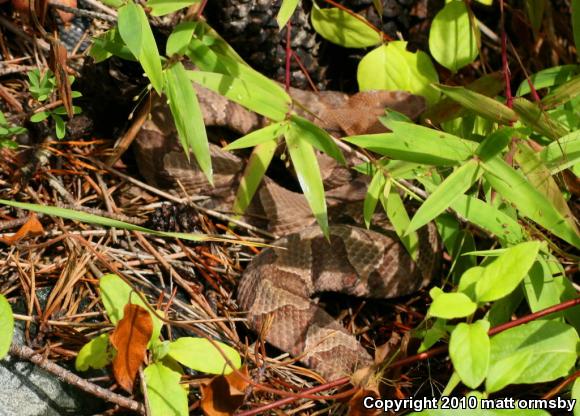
(109, 303, 153, 393)
(49, 40, 74, 118)
(200, 366, 249, 416)
(347, 388, 381, 416)
(0, 214, 44, 245)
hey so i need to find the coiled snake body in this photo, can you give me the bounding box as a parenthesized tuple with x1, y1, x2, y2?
(135, 82, 441, 380)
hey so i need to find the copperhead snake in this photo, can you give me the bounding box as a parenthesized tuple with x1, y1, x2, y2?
(134, 82, 441, 380)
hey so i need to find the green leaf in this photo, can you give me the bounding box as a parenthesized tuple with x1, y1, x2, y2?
(311, 6, 381, 48)
(98, 273, 162, 346)
(90, 28, 137, 62)
(363, 170, 386, 228)
(429, 1, 479, 72)
(573, 378, 580, 416)
(542, 74, 580, 109)
(428, 292, 477, 319)
(232, 139, 278, 215)
(75, 334, 112, 371)
(285, 126, 329, 237)
(381, 183, 418, 259)
(475, 127, 513, 161)
(540, 129, 580, 173)
(408, 159, 482, 234)
(345, 121, 476, 165)
(117, 2, 163, 93)
(449, 321, 490, 389)
(30, 111, 50, 122)
(482, 156, 580, 248)
(99, 0, 123, 7)
(164, 62, 213, 184)
(458, 266, 485, 301)
(288, 115, 345, 164)
(168, 337, 241, 375)
(52, 114, 66, 139)
(515, 142, 577, 232)
(225, 123, 287, 150)
(144, 363, 188, 416)
(486, 349, 533, 394)
(277, 0, 300, 28)
(147, 0, 199, 16)
(357, 41, 439, 105)
(516, 65, 580, 96)
(188, 71, 289, 121)
(166, 21, 197, 56)
(418, 318, 448, 352)
(434, 84, 517, 124)
(0, 294, 13, 360)
(523, 259, 566, 315)
(486, 320, 578, 392)
(475, 241, 540, 303)
(512, 97, 569, 140)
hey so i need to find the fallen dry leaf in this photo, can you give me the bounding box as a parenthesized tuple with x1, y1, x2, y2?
(200, 365, 249, 416)
(0, 214, 44, 245)
(347, 388, 381, 416)
(109, 303, 153, 393)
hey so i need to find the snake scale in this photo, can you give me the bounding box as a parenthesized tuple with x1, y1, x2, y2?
(134, 82, 441, 380)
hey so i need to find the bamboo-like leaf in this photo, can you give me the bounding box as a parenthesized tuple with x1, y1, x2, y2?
(475, 127, 513, 161)
(277, 0, 300, 28)
(345, 121, 476, 165)
(408, 159, 482, 234)
(288, 115, 345, 164)
(434, 84, 517, 124)
(117, 2, 163, 93)
(0, 199, 265, 246)
(516, 65, 580, 96)
(233, 139, 278, 215)
(540, 129, 580, 173)
(542, 75, 580, 109)
(363, 170, 385, 229)
(512, 97, 569, 140)
(165, 63, 212, 184)
(225, 123, 287, 151)
(311, 6, 381, 48)
(482, 157, 580, 248)
(285, 127, 328, 237)
(147, 0, 199, 16)
(188, 71, 289, 121)
(515, 142, 578, 233)
(166, 21, 197, 56)
(381, 184, 418, 260)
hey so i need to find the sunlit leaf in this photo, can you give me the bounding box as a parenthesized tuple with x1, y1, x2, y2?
(363, 170, 385, 229)
(540, 129, 580, 173)
(277, 0, 300, 28)
(166, 21, 197, 56)
(288, 115, 345, 164)
(144, 363, 188, 416)
(75, 334, 112, 371)
(516, 65, 580, 96)
(512, 97, 569, 140)
(225, 123, 287, 150)
(428, 291, 477, 319)
(147, 0, 199, 16)
(311, 6, 381, 48)
(168, 337, 241, 375)
(0, 294, 13, 360)
(449, 321, 490, 389)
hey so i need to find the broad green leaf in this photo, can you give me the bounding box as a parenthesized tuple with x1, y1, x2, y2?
(408, 159, 482, 234)
(515, 142, 577, 232)
(233, 139, 278, 215)
(166, 21, 197, 56)
(285, 127, 328, 237)
(475, 127, 513, 161)
(90, 28, 136, 63)
(482, 157, 580, 248)
(164, 63, 212, 184)
(75, 334, 112, 371)
(277, 0, 300, 28)
(345, 121, 476, 165)
(458, 266, 485, 300)
(117, 2, 163, 94)
(188, 70, 289, 121)
(381, 183, 418, 259)
(485, 349, 533, 393)
(30, 111, 50, 122)
(187, 38, 290, 107)
(357, 41, 439, 105)
(516, 65, 580, 96)
(311, 6, 381, 48)
(512, 97, 569, 140)
(0, 199, 257, 245)
(144, 363, 188, 416)
(147, 0, 199, 16)
(99, 274, 162, 347)
(363, 170, 385, 228)
(53, 114, 65, 139)
(225, 123, 287, 150)
(288, 115, 345, 164)
(540, 129, 580, 173)
(428, 292, 477, 319)
(168, 337, 241, 374)
(487, 320, 578, 392)
(434, 84, 517, 124)
(542, 74, 580, 109)
(449, 321, 490, 389)
(0, 294, 13, 359)
(475, 241, 540, 302)
(523, 260, 566, 315)
(573, 0, 580, 59)
(486, 288, 524, 327)
(429, 1, 479, 72)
